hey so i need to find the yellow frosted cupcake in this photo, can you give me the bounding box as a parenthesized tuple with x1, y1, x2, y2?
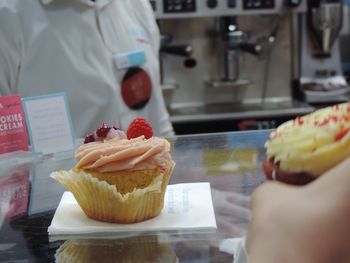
(51, 118, 175, 223)
(263, 103, 350, 185)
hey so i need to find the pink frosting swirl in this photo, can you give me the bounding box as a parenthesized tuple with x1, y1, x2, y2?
(75, 136, 172, 172)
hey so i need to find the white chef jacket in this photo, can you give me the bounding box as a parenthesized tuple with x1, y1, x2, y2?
(0, 0, 174, 138)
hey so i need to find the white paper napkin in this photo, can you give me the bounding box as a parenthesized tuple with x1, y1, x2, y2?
(48, 182, 217, 236)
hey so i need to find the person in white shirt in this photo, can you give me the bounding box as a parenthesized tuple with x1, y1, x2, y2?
(0, 0, 174, 138)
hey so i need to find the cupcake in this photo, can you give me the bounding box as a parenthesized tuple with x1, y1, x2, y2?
(263, 103, 350, 185)
(51, 118, 175, 223)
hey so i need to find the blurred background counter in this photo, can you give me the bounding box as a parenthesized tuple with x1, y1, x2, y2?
(152, 0, 350, 134)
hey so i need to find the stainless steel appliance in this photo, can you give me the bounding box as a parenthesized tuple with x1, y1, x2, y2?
(297, 0, 350, 103)
(151, 0, 317, 133)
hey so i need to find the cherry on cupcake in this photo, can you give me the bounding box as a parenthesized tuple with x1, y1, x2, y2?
(96, 123, 111, 138)
(84, 133, 95, 144)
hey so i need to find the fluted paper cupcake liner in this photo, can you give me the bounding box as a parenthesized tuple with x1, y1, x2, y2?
(50, 162, 174, 223)
(85, 168, 161, 194)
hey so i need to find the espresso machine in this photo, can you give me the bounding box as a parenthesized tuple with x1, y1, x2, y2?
(150, 0, 318, 133)
(297, 0, 350, 103)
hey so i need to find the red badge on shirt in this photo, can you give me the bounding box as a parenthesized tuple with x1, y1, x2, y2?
(0, 95, 29, 154)
(121, 67, 152, 110)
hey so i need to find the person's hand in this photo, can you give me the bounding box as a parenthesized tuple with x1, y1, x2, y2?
(246, 157, 350, 263)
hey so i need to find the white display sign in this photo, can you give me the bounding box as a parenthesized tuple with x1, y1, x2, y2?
(22, 93, 75, 154)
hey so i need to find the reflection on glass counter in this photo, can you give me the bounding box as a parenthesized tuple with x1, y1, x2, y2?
(0, 130, 270, 262)
(55, 234, 178, 263)
(0, 165, 30, 221)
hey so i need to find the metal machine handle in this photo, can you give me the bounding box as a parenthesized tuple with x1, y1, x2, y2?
(160, 44, 193, 57)
(238, 43, 262, 56)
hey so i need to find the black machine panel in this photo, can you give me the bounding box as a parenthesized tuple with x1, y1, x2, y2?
(150, 0, 156, 10)
(243, 0, 275, 9)
(163, 0, 196, 13)
(227, 0, 236, 8)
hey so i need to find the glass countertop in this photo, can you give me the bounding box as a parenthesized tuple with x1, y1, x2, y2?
(0, 130, 270, 262)
(168, 101, 315, 123)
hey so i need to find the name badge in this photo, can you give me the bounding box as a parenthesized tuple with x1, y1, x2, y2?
(114, 50, 146, 70)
